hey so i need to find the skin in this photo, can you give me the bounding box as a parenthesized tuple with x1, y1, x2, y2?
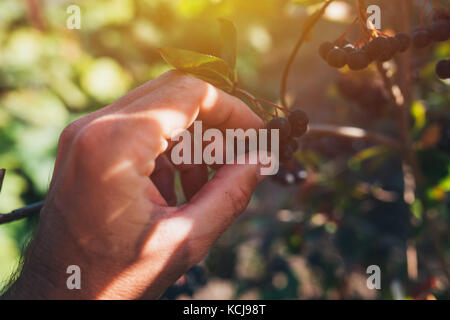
(4, 71, 266, 300)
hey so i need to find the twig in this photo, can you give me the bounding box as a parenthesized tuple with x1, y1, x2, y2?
(233, 88, 270, 120)
(0, 169, 5, 193)
(254, 98, 290, 114)
(307, 124, 401, 149)
(336, 16, 359, 44)
(280, 0, 335, 108)
(0, 201, 44, 224)
(357, 0, 372, 38)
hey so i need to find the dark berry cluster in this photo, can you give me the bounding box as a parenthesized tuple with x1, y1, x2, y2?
(319, 32, 411, 71)
(271, 161, 308, 186)
(266, 110, 309, 163)
(411, 9, 450, 79)
(412, 9, 450, 49)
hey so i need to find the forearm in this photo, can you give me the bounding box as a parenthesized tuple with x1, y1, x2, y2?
(2, 219, 175, 300)
(2, 216, 97, 300)
(2, 226, 81, 299)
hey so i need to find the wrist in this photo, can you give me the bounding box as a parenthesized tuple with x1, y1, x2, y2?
(4, 208, 100, 299)
(4, 226, 85, 299)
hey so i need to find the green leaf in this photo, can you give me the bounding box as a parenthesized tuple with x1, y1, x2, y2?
(158, 47, 233, 92)
(410, 100, 426, 134)
(292, 0, 327, 7)
(218, 18, 237, 82)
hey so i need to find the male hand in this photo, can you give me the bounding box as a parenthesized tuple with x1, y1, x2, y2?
(7, 71, 265, 299)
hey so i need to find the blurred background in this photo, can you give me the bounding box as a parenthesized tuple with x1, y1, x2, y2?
(0, 0, 449, 299)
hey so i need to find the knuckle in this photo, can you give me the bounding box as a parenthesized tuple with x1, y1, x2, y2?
(169, 72, 208, 94)
(59, 121, 80, 147)
(72, 121, 106, 155)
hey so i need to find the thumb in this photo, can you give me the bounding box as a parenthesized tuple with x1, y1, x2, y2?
(180, 158, 267, 244)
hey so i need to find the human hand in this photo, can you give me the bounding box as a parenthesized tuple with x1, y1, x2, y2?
(8, 71, 265, 300)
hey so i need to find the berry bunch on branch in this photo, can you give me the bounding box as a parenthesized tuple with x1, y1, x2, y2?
(318, 1, 449, 75)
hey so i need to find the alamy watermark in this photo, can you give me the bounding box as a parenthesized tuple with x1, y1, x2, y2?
(367, 5, 381, 30)
(64, 4, 382, 31)
(66, 5, 81, 30)
(366, 265, 381, 290)
(170, 121, 280, 176)
(66, 265, 81, 290)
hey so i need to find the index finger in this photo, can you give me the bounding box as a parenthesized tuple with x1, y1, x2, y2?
(78, 71, 264, 176)
(124, 71, 264, 138)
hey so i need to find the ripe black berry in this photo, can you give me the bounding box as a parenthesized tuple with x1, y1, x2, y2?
(366, 37, 389, 61)
(430, 20, 450, 42)
(319, 41, 334, 61)
(412, 29, 432, 48)
(288, 110, 309, 137)
(436, 59, 450, 79)
(395, 32, 411, 52)
(389, 37, 400, 53)
(377, 38, 396, 62)
(348, 49, 370, 71)
(326, 48, 348, 68)
(267, 117, 291, 141)
(343, 44, 356, 54)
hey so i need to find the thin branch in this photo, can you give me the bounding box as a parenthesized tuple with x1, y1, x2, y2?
(307, 124, 401, 149)
(233, 88, 269, 121)
(280, 0, 335, 108)
(356, 0, 372, 36)
(336, 16, 359, 44)
(0, 169, 5, 193)
(254, 98, 290, 113)
(0, 201, 44, 224)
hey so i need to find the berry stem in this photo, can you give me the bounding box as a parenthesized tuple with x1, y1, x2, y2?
(280, 0, 335, 108)
(356, 0, 371, 37)
(335, 16, 358, 44)
(233, 88, 269, 122)
(254, 98, 290, 114)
